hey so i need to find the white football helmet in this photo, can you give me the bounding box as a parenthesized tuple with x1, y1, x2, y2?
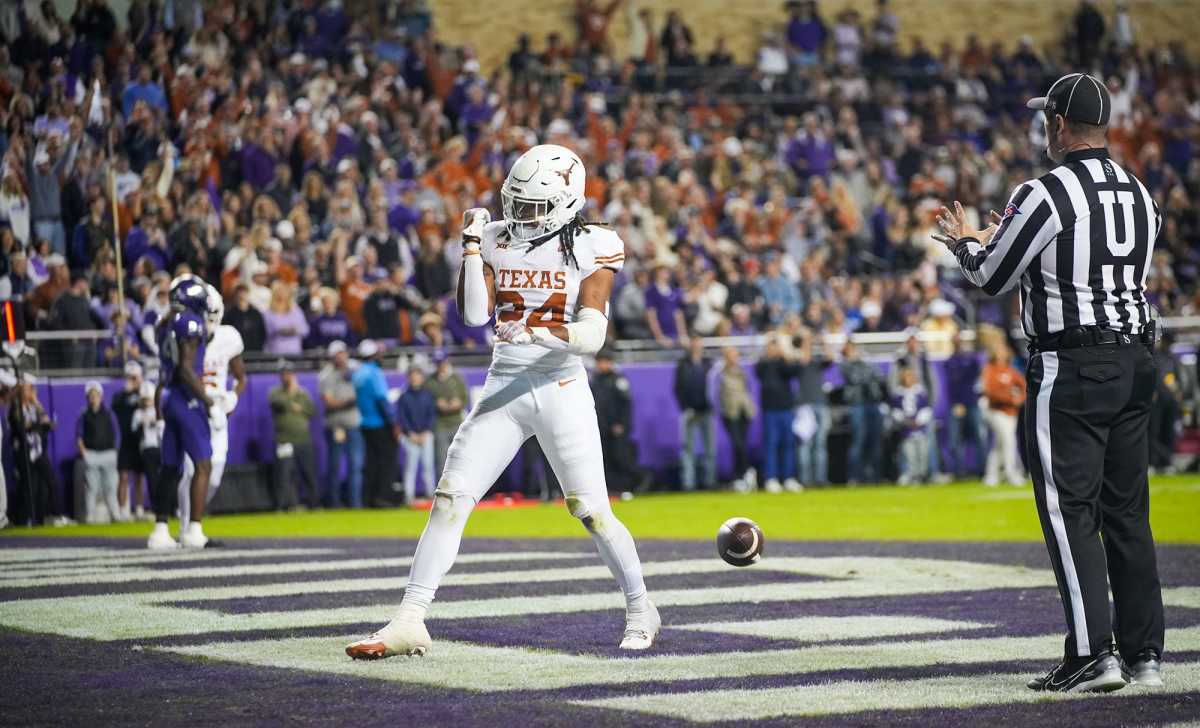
(500, 144, 586, 242)
(203, 283, 224, 335)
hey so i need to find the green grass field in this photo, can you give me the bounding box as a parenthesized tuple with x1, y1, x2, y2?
(5, 475, 1199, 543)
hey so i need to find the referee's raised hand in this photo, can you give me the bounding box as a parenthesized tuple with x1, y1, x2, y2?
(931, 201, 1001, 251)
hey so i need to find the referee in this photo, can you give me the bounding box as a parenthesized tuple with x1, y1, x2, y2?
(935, 73, 1164, 693)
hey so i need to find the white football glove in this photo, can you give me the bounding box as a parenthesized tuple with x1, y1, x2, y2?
(221, 390, 239, 415)
(462, 208, 491, 247)
(495, 320, 533, 345)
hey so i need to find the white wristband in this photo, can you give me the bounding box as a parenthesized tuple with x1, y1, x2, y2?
(461, 251, 489, 326)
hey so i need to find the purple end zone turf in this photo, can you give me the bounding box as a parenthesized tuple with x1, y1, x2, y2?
(1, 536, 1197, 726)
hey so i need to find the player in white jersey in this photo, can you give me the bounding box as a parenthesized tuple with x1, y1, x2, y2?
(347, 144, 659, 659)
(177, 283, 246, 543)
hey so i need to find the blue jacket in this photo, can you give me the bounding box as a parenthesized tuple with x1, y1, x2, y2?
(396, 386, 436, 433)
(353, 362, 393, 429)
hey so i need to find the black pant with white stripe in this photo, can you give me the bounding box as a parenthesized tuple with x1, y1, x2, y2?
(1025, 342, 1165, 661)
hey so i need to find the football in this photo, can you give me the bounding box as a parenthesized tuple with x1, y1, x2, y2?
(717, 517, 764, 567)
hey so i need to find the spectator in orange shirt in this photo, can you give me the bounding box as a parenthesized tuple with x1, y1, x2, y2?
(982, 344, 1026, 486)
(339, 256, 373, 335)
(263, 237, 298, 284)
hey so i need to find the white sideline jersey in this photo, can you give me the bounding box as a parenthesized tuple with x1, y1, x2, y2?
(202, 324, 244, 429)
(480, 220, 625, 374)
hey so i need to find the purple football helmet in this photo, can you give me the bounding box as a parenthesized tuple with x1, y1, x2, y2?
(169, 274, 210, 315)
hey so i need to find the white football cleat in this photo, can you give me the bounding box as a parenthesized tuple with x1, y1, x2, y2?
(346, 617, 433, 659)
(179, 523, 210, 549)
(619, 600, 661, 651)
(763, 478, 782, 494)
(146, 523, 178, 550)
(783, 478, 804, 493)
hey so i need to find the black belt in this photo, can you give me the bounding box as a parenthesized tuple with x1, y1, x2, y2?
(1029, 323, 1155, 353)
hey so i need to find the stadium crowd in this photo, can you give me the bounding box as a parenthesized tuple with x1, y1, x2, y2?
(0, 0, 1198, 522)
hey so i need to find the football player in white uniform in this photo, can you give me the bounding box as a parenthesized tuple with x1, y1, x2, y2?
(178, 283, 246, 544)
(347, 144, 659, 659)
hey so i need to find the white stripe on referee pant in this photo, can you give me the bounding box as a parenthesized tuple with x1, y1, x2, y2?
(1035, 351, 1090, 656)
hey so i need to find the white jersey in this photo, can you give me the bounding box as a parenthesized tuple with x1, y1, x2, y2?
(203, 324, 244, 395)
(480, 220, 625, 374)
(202, 324, 244, 429)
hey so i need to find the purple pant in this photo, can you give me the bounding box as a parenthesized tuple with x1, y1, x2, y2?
(161, 386, 212, 469)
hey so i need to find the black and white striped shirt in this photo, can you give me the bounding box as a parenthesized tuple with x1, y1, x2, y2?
(955, 148, 1160, 339)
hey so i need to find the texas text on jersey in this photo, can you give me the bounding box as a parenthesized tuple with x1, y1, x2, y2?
(480, 219, 625, 373)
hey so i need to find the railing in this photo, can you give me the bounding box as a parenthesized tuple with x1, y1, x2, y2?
(18, 316, 1200, 378)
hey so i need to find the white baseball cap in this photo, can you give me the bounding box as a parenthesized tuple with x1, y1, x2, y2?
(929, 299, 955, 317)
(357, 339, 380, 358)
(85, 380, 103, 395)
(327, 340, 348, 357)
(276, 220, 295, 240)
(124, 360, 144, 378)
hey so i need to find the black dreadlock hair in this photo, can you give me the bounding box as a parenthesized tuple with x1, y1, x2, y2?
(526, 212, 607, 269)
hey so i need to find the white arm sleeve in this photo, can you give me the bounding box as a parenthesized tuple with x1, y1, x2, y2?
(530, 307, 608, 355)
(461, 248, 491, 327)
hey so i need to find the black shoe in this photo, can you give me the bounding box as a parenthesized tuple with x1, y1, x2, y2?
(202, 538, 226, 548)
(1121, 649, 1164, 687)
(1027, 651, 1126, 692)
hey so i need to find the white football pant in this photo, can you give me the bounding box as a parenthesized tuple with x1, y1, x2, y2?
(179, 423, 228, 532)
(400, 364, 648, 616)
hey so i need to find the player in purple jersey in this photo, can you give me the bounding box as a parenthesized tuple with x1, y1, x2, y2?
(147, 275, 215, 550)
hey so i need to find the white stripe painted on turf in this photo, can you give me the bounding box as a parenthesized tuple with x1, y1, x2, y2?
(673, 616, 993, 642)
(0, 551, 588, 588)
(1163, 587, 1200, 609)
(0, 557, 1058, 640)
(161, 629, 1200, 694)
(1035, 351, 1091, 656)
(575, 661, 1200, 721)
(160, 555, 1011, 604)
(0, 549, 340, 576)
(0, 546, 267, 563)
(245, 557, 1056, 627)
(160, 558, 780, 603)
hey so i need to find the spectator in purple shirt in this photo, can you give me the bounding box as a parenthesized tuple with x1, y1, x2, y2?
(889, 366, 932, 485)
(388, 182, 422, 237)
(443, 297, 490, 348)
(644, 265, 689, 348)
(942, 338, 987, 477)
(458, 85, 495, 141)
(240, 136, 277, 191)
(306, 287, 355, 350)
(786, 114, 836, 179)
(786, 0, 827, 66)
(123, 209, 170, 272)
(263, 281, 311, 355)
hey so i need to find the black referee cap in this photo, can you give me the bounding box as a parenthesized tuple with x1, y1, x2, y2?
(1027, 73, 1111, 126)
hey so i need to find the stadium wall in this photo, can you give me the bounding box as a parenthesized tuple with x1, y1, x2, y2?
(428, 0, 1200, 75)
(30, 357, 979, 506)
